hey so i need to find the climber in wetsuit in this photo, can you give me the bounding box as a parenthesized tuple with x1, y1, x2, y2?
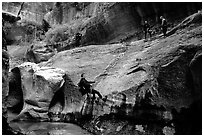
(78, 73, 103, 99)
(75, 32, 82, 47)
(143, 21, 152, 39)
(42, 19, 51, 33)
(160, 16, 168, 37)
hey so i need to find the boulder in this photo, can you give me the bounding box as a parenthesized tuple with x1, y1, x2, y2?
(25, 42, 56, 63)
(10, 62, 66, 121)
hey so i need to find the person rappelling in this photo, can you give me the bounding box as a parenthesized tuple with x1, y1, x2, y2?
(78, 73, 103, 100)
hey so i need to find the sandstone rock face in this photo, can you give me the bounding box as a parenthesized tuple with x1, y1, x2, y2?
(44, 24, 201, 113)
(10, 62, 66, 121)
(5, 3, 202, 134)
(44, 2, 201, 47)
(3, 2, 201, 46)
(41, 12, 201, 134)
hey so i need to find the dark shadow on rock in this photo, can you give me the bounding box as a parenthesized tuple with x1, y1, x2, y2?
(171, 100, 202, 135)
(48, 84, 65, 111)
(127, 66, 146, 75)
(8, 67, 24, 115)
(157, 44, 201, 109)
(189, 50, 202, 100)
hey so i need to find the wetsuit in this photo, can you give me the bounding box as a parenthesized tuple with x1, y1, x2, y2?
(75, 33, 82, 47)
(42, 19, 51, 33)
(78, 78, 102, 98)
(161, 18, 167, 36)
(143, 23, 152, 39)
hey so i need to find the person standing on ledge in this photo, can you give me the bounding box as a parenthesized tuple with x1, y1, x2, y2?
(75, 32, 82, 47)
(160, 16, 168, 37)
(143, 20, 152, 39)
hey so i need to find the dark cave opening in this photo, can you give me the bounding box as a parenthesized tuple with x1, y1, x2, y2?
(8, 67, 24, 115)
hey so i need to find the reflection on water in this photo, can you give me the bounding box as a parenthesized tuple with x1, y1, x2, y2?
(9, 121, 90, 135)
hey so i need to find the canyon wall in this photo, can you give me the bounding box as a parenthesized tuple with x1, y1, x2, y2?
(45, 2, 201, 45)
(2, 2, 201, 45)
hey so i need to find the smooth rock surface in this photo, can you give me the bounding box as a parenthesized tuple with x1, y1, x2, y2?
(42, 12, 202, 119)
(11, 62, 65, 121)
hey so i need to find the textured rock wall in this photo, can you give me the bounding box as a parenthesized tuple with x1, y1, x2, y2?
(2, 50, 10, 134)
(2, 9, 23, 134)
(44, 2, 201, 46)
(49, 2, 201, 26)
(3, 2, 201, 46)
(41, 11, 201, 134)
